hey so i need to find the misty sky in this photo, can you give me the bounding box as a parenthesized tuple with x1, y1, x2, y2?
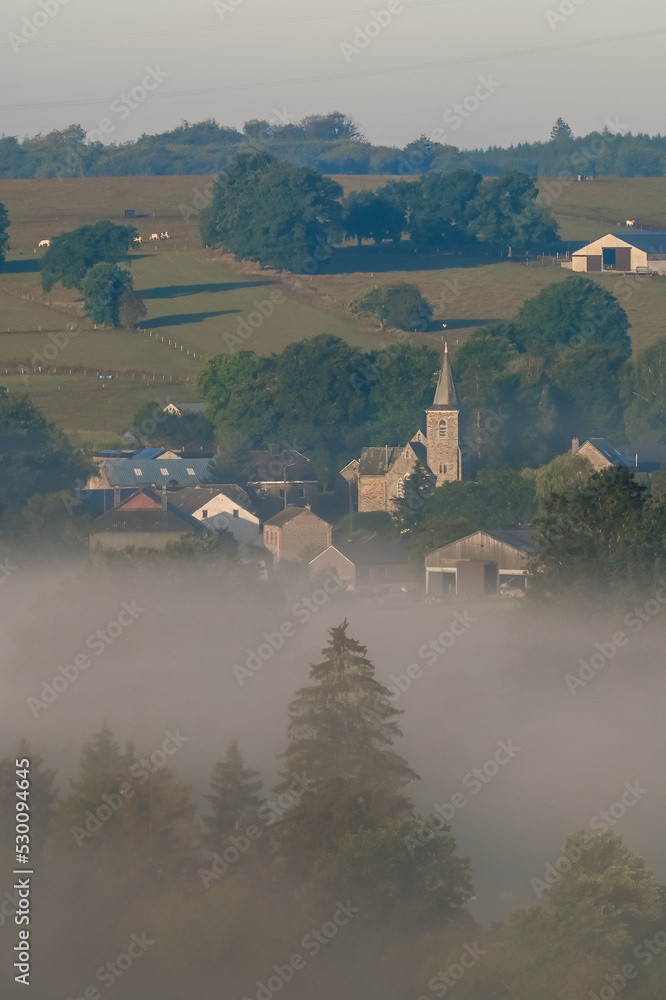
(1, 0, 665, 149)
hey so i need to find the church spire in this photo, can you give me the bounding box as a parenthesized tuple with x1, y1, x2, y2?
(432, 342, 458, 408)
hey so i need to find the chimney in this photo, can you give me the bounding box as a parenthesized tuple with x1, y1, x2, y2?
(161, 485, 168, 511)
(113, 486, 120, 508)
(571, 437, 580, 455)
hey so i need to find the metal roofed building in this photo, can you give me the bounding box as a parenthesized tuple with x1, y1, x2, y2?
(425, 529, 534, 597)
(84, 458, 218, 490)
(567, 231, 666, 274)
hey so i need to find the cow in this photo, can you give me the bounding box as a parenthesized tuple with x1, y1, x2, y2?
(149, 233, 159, 241)
(625, 220, 636, 228)
(133, 236, 142, 244)
(38, 239, 50, 248)
(159, 232, 170, 240)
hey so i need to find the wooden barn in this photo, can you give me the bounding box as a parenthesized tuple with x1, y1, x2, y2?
(425, 529, 533, 597)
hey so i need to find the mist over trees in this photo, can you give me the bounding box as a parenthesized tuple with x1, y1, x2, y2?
(4, 113, 666, 177)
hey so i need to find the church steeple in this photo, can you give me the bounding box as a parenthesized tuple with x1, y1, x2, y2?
(425, 343, 461, 485)
(432, 343, 458, 409)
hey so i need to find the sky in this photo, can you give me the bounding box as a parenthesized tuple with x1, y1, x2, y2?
(1, 0, 665, 149)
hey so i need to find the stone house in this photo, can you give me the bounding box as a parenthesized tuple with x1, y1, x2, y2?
(263, 506, 332, 566)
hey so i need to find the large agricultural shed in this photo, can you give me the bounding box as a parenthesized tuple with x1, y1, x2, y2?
(566, 231, 666, 274)
(425, 529, 533, 598)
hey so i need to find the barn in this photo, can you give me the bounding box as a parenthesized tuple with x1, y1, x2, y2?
(425, 529, 533, 598)
(567, 232, 666, 274)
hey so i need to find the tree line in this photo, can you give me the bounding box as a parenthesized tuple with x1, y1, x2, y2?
(3, 619, 666, 998)
(2, 114, 666, 178)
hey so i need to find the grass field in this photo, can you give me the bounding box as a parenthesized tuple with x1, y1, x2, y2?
(1, 174, 665, 436)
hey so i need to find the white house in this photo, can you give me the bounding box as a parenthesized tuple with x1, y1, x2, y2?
(162, 402, 206, 416)
(170, 486, 260, 545)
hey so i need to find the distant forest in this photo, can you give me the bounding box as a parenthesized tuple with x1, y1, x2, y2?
(2, 112, 666, 179)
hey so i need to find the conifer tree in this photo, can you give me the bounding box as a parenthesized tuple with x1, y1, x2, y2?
(277, 622, 472, 921)
(201, 738, 264, 852)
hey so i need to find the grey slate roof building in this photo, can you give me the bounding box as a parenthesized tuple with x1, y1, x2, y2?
(170, 485, 253, 515)
(90, 458, 217, 489)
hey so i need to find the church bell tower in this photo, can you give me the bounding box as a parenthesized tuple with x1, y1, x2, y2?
(426, 344, 461, 486)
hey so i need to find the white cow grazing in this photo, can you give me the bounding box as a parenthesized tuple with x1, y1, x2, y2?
(159, 232, 170, 240)
(38, 239, 50, 248)
(149, 233, 159, 241)
(133, 236, 142, 244)
(626, 220, 636, 227)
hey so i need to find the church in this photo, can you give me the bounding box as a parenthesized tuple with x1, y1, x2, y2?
(341, 346, 462, 514)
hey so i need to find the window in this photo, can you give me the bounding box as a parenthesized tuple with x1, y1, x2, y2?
(202, 510, 208, 519)
(438, 419, 447, 438)
(439, 464, 447, 474)
(397, 478, 405, 498)
(133, 468, 142, 476)
(279, 489, 285, 498)
(233, 509, 239, 518)
(160, 467, 169, 475)
(186, 467, 196, 476)
(298, 488, 305, 499)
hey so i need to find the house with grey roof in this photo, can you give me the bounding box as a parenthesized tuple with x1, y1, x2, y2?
(309, 536, 412, 595)
(169, 485, 260, 545)
(572, 438, 666, 476)
(263, 505, 332, 566)
(163, 401, 206, 416)
(246, 448, 320, 514)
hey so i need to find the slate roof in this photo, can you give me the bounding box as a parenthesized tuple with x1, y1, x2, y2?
(100, 458, 216, 487)
(337, 538, 409, 566)
(77, 488, 136, 517)
(166, 401, 205, 414)
(358, 446, 402, 476)
(247, 449, 318, 483)
(134, 447, 166, 460)
(430, 344, 458, 409)
(611, 232, 666, 254)
(170, 485, 252, 514)
(583, 438, 632, 466)
(264, 506, 330, 528)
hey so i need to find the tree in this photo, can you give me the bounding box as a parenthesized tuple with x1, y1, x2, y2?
(530, 465, 666, 599)
(522, 452, 593, 505)
(550, 117, 574, 140)
(0, 201, 10, 262)
(351, 282, 433, 331)
(364, 342, 440, 445)
(118, 287, 147, 328)
(276, 621, 473, 920)
(81, 262, 134, 327)
(201, 739, 264, 853)
(400, 169, 482, 248)
(200, 152, 343, 271)
(0, 391, 89, 522)
(40, 220, 137, 292)
(622, 336, 666, 443)
(342, 190, 404, 245)
(391, 460, 435, 534)
(468, 170, 559, 249)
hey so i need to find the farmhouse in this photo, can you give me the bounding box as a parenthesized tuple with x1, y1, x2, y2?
(88, 489, 203, 552)
(351, 346, 462, 514)
(566, 232, 666, 274)
(425, 529, 534, 598)
(263, 506, 332, 566)
(162, 401, 206, 416)
(169, 485, 260, 545)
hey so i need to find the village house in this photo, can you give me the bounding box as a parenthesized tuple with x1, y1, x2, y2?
(246, 448, 320, 513)
(425, 529, 534, 598)
(572, 438, 666, 476)
(84, 457, 218, 490)
(168, 485, 260, 545)
(88, 488, 203, 552)
(309, 536, 413, 595)
(162, 401, 206, 416)
(564, 231, 666, 274)
(263, 505, 332, 566)
(350, 346, 462, 514)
